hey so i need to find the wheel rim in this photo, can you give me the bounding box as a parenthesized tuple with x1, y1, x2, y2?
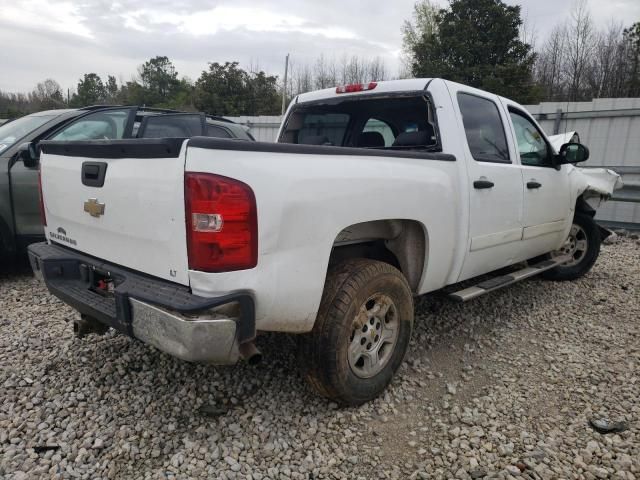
(348, 293, 399, 379)
(552, 223, 589, 267)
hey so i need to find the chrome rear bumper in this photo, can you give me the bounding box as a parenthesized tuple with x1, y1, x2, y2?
(28, 242, 255, 364)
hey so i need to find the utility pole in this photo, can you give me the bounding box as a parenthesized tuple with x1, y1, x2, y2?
(281, 53, 289, 115)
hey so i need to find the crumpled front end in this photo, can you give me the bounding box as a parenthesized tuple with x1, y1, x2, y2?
(570, 166, 623, 206)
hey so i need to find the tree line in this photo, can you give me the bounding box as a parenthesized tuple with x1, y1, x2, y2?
(1, 0, 639, 118)
(0, 54, 391, 118)
(0, 58, 282, 118)
(402, 0, 639, 104)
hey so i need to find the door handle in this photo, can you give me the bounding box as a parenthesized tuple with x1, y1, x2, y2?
(81, 161, 108, 187)
(473, 179, 494, 189)
(527, 181, 542, 189)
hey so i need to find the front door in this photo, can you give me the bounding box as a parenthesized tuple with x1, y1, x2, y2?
(447, 85, 525, 281)
(504, 104, 571, 256)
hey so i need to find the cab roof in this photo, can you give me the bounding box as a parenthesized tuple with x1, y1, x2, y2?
(296, 78, 434, 105)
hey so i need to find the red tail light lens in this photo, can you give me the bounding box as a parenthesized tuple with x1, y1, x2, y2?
(185, 173, 257, 272)
(336, 82, 377, 94)
(38, 169, 47, 227)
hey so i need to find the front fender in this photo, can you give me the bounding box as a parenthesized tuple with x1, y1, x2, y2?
(569, 166, 623, 202)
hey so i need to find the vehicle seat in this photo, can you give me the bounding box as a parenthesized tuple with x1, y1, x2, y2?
(392, 125, 436, 148)
(358, 131, 385, 148)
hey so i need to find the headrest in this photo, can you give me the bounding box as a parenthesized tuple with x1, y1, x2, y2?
(392, 125, 435, 147)
(358, 131, 385, 148)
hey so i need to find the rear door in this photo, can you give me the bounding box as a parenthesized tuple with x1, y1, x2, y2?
(39, 138, 190, 285)
(137, 113, 206, 138)
(446, 83, 525, 281)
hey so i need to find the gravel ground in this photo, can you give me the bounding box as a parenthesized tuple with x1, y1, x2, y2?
(1, 237, 638, 480)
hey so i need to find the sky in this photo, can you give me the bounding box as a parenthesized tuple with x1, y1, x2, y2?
(0, 0, 639, 94)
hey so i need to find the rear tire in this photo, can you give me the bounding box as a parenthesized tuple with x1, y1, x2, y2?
(298, 259, 413, 406)
(541, 213, 601, 281)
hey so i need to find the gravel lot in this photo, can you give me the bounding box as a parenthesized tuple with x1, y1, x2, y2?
(1, 237, 638, 480)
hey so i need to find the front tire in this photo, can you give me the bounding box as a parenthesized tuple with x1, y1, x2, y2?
(541, 213, 601, 281)
(299, 259, 414, 406)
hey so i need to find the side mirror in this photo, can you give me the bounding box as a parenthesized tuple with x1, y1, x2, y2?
(557, 142, 589, 165)
(17, 142, 39, 168)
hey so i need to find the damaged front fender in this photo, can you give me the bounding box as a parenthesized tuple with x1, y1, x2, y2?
(569, 167, 622, 240)
(569, 166, 623, 203)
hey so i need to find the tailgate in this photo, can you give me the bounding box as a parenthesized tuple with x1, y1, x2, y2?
(39, 139, 190, 285)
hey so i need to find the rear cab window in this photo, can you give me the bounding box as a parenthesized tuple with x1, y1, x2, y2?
(280, 95, 439, 151)
(297, 113, 350, 146)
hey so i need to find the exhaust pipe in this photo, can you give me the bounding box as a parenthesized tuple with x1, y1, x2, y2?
(238, 341, 262, 365)
(74, 315, 109, 338)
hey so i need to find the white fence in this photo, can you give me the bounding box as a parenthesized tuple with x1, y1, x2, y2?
(225, 116, 282, 142)
(524, 98, 640, 229)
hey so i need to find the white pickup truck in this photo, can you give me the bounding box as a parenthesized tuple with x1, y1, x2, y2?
(28, 78, 621, 405)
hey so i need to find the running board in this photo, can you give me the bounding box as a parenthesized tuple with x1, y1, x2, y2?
(449, 255, 571, 302)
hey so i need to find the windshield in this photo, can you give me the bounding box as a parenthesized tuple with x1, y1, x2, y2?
(0, 114, 58, 154)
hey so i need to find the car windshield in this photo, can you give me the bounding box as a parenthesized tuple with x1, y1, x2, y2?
(0, 114, 58, 154)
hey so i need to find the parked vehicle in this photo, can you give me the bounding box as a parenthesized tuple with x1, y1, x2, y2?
(0, 107, 252, 261)
(28, 79, 621, 405)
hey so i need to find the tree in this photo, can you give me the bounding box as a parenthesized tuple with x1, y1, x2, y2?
(623, 22, 640, 96)
(564, 0, 595, 101)
(406, 0, 540, 103)
(194, 62, 249, 115)
(246, 71, 281, 115)
(194, 62, 280, 115)
(72, 73, 106, 107)
(105, 75, 118, 103)
(535, 25, 567, 100)
(32, 79, 65, 109)
(138, 56, 182, 105)
(401, 0, 439, 75)
(313, 54, 336, 90)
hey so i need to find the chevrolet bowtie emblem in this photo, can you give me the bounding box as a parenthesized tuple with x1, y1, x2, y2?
(84, 198, 105, 217)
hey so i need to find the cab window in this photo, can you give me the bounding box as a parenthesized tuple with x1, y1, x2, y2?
(280, 96, 438, 151)
(509, 109, 551, 167)
(457, 93, 510, 163)
(51, 108, 133, 141)
(297, 113, 350, 146)
(360, 118, 395, 147)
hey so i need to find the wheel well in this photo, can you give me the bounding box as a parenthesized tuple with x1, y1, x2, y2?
(0, 216, 15, 257)
(575, 195, 596, 218)
(329, 219, 427, 292)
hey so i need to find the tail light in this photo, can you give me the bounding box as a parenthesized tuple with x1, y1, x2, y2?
(38, 169, 47, 227)
(336, 82, 377, 94)
(185, 172, 257, 272)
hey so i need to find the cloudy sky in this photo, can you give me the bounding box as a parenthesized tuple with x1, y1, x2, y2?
(1, 0, 639, 93)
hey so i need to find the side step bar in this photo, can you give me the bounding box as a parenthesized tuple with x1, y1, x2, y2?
(449, 255, 571, 302)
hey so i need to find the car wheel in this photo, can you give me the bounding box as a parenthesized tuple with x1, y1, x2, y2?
(541, 213, 601, 281)
(298, 259, 413, 406)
